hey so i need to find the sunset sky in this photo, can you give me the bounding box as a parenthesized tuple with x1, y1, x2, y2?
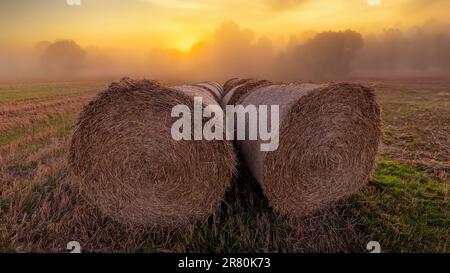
(1, 0, 449, 51)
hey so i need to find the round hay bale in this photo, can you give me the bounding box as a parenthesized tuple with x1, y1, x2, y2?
(223, 78, 249, 97)
(193, 81, 224, 101)
(222, 79, 272, 107)
(69, 78, 236, 226)
(224, 79, 382, 218)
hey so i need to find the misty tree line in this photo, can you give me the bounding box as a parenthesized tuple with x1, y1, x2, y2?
(357, 28, 450, 73)
(39, 23, 450, 80)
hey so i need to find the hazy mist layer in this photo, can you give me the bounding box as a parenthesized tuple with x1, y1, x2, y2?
(1, 1, 450, 81)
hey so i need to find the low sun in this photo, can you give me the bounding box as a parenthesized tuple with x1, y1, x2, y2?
(367, 0, 381, 6)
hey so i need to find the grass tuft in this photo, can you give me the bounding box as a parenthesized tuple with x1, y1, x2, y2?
(351, 159, 449, 253)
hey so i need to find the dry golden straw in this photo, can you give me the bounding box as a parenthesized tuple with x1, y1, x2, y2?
(69, 78, 236, 226)
(223, 79, 382, 218)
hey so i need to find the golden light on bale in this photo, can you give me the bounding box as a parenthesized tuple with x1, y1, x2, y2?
(223, 79, 382, 218)
(69, 78, 236, 227)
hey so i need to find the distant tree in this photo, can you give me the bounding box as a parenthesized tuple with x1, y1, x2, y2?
(41, 40, 86, 73)
(288, 30, 364, 79)
(434, 34, 450, 70)
(380, 29, 409, 70)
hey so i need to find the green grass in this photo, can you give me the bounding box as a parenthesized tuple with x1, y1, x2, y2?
(0, 129, 25, 146)
(0, 82, 104, 102)
(0, 240, 9, 253)
(352, 159, 449, 253)
(0, 114, 76, 146)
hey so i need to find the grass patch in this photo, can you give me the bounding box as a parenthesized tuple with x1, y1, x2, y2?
(0, 240, 10, 253)
(352, 159, 449, 253)
(0, 128, 25, 146)
(0, 82, 103, 102)
(0, 114, 76, 146)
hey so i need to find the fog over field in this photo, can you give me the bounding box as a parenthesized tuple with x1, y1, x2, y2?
(2, 20, 450, 82)
(1, 0, 450, 81)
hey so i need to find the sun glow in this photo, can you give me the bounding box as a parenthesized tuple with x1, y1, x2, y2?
(367, 0, 381, 6)
(173, 37, 198, 51)
(1, 0, 449, 51)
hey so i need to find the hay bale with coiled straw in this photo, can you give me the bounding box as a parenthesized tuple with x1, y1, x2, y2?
(223, 78, 382, 218)
(69, 78, 236, 226)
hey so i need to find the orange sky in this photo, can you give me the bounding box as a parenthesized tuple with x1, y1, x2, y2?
(1, 0, 449, 50)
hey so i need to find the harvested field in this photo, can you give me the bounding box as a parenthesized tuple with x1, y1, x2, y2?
(0, 77, 448, 252)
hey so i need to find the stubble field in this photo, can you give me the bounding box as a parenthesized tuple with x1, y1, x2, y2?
(0, 78, 448, 253)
